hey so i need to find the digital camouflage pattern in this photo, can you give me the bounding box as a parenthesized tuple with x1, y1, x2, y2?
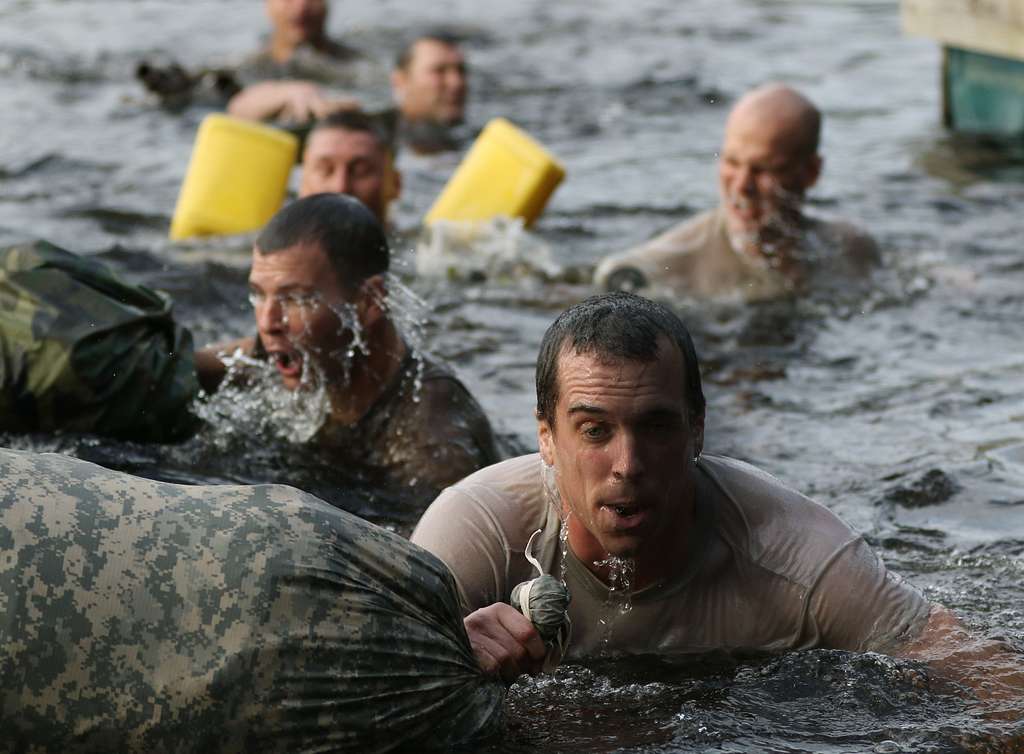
(0, 240, 198, 441)
(0, 449, 505, 752)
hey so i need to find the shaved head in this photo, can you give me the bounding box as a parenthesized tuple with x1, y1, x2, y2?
(726, 83, 821, 161)
(718, 83, 824, 245)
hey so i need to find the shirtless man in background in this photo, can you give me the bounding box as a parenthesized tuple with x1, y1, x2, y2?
(595, 84, 878, 301)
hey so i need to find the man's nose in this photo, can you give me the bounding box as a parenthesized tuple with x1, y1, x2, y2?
(326, 169, 351, 195)
(255, 297, 285, 334)
(733, 164, 756, 194)
(610, 431, 644, 482)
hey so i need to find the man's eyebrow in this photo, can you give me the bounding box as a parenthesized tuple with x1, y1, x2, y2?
(247, 282, 315, 293)
(567, 403, 607, 416)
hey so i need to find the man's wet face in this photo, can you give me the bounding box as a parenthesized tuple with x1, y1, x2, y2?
(248, 241, 356, 391)
(538, 339, 702, 561)
(396, 40, 467, 125)
(299, 128, 395, 223)
(717, 109, 816, 245)
(266, 0, 327, 48)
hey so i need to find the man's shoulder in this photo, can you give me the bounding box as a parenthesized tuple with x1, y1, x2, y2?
(594, 209, 724, 290)
(810, 216, 881, 270)
(412, 356, 494, 430)
(445, 453, 545, 507)
(410, 454, 552, 576)
(699, 454, 861, 585)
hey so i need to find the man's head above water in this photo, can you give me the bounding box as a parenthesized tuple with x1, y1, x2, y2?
(265, 0, 329, 58)
(391, 31, 468, 126)
(535, 292, 706, 575)
(249, 193, 391, 392)
(718, 83, 822, 249)
(299, 110, 402, 224)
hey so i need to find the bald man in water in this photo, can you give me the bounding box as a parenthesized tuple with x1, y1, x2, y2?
(595, 84, 879, 301)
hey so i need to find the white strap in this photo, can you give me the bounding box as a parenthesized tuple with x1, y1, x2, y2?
(524, 528, 544, 576)
(518, 578, 535, 623)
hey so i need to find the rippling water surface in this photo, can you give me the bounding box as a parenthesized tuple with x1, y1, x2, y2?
(2, 1, 1024, 751)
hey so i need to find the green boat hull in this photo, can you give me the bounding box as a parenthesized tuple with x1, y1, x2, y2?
(946, 46, 1024, 138)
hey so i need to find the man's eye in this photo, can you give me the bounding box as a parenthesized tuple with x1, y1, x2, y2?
(247, 291, 265, 308)
(581, 424, 607, 440)
(284, 293, 319, 309)
(350, 163, 374, 179)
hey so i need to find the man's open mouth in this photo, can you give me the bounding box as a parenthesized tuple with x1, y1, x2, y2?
(601, 502, 648, 528)
(270, 350, 303, 380)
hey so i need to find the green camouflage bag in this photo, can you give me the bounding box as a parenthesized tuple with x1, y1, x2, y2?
(0, 240, 198, 441)
(0, 448, 505, 752)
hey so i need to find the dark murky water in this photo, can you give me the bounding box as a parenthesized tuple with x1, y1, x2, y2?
(2, 1, 1024, 750)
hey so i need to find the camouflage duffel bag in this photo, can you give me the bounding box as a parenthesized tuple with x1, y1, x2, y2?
(0, 240, 198, 441)
(0, 449, 504, 752)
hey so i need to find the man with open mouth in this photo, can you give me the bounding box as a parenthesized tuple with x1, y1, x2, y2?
(196, 193, 500, 498)
(594, 84, 879, 301)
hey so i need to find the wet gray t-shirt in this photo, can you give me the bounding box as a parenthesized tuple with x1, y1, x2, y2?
(411, 453, 932, 658)
(594, 207, 879, 302)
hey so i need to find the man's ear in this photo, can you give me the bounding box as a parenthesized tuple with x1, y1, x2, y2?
(800, 153, 823, 192)
(384, 161, 402, 205)
(355, 274, 387, 328)
(691, 410, 705, 458)
(537, 412, 555, 467)
(389, 69, 406, 101)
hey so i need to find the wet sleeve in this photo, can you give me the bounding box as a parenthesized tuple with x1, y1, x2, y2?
(408, 378, 501, 492)
(804, 536, 933, 653)
(411, 485, 512, 615)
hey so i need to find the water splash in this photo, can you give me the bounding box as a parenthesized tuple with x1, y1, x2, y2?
(541, 460, 571, 583)
(594, 555, 636, 653)
(195, 347, 329, 446)
(415, 217, 561, 281)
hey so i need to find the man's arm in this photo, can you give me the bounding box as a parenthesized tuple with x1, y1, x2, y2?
(896, 605, 1024, 716)
(410, 480, 546, 683)
(463, 603, 547, 683)
(809, 536, 1024, 719)
(193, 335, 256, 393)
(226, 80, 358, 123)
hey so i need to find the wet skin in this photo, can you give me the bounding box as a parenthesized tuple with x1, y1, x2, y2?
(265, 0, 328, 56)
(299, 128, 399, 223)
(393, 40, 468, 125)
(248, 241, 355, 391)
(717, 90, 822, 245)
(538, 339, 704, 589)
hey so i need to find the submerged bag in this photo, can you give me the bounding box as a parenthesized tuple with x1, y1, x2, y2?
(0, 240, 198, 440)
(0, 449, 504, 752)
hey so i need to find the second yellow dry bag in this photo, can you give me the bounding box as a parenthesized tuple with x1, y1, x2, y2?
(169, 114, 298, 240)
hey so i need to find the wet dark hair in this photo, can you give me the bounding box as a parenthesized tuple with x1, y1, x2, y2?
(255, 193, 389, 289)
(309, 109, 396, 155)
(394, 29, 463, 70)
(535, 292, 705, 426)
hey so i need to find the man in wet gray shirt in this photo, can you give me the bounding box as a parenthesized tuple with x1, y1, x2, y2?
(195, 194, 500, 497)
(412, 293, 1023, 703)
(594, 84, 879, 301)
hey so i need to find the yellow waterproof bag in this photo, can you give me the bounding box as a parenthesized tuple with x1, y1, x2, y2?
(425, 118, 565, 227)
(169, 114, 298, 240)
